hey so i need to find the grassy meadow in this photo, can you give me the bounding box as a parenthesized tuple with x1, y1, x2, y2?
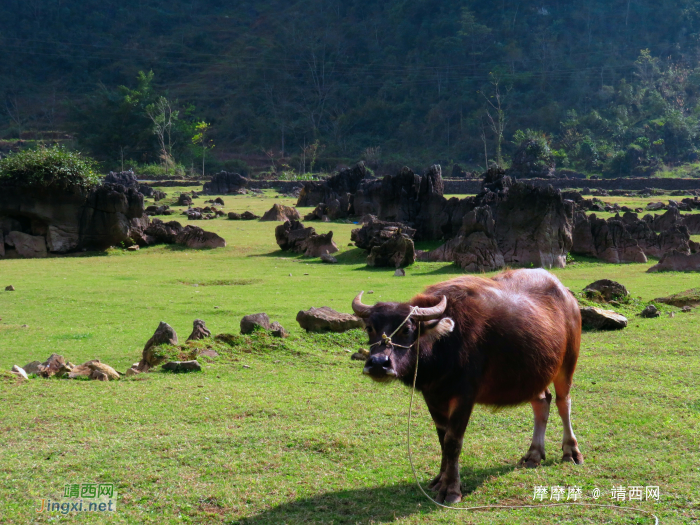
(0, 188, 698, 524)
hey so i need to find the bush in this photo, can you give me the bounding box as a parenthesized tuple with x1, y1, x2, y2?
(134, 163, 187, 180)
(0, 146, 101, 189)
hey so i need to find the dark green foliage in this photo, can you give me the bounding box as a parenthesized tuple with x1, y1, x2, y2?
(0, 146, 101, 189)
(4, 1, 700, 171)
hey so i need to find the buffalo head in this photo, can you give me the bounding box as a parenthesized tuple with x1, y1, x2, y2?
(352, 292, 455, 382)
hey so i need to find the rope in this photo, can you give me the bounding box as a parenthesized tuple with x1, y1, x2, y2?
(405, 321, 660, 524)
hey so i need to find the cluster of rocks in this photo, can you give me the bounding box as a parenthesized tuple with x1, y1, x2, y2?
(203, 172, 250, 195)
(128, 320, 212, 375)
(228, 211, 259, 220)
(1, 176, 227, 257)
(131, 218, 226, 249)
(104, 170, 160, 199)
(572, 209, 699, 264)
(145, 204, 173, 216)
(177, 193, 194, 206)
(10, 354, 120, 381)
(351, 217, 416, 268)
(275, 220, 338, 257)
(184, 206, 225, 220)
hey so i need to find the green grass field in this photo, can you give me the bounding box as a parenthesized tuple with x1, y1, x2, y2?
(0, 189, 698, 524)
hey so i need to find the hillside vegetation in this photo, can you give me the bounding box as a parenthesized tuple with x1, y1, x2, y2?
(4, 0, 700, 174)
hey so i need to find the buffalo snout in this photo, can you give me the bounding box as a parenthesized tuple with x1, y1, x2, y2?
(363, 353, 397, 382)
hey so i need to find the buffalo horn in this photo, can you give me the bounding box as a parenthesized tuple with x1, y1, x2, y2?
(412, 295, 448, 321)
(352, 291, 372, 318)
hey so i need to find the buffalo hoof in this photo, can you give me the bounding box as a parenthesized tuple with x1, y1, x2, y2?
(562, 450, 584, 465)
(520, 448, 544, 468)
(436, 487, 462, 504)
(427, 473, 443, 492)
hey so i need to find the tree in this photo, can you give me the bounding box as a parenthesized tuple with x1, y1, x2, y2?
(480, 73, 510, 167)
(192, 122, 213, 176)
(146, 96, 179, 174)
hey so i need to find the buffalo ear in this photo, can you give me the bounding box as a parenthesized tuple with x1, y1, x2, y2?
(420, 317, 455, 343)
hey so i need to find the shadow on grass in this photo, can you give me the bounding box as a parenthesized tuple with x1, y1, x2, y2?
(232, 464, 516, 524)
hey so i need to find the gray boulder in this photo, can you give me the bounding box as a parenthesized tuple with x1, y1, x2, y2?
(583, 280, 629, 302)
(162, 360, 202, 372)
(580, 307, 628, 330)
(296, 307, 364, 332)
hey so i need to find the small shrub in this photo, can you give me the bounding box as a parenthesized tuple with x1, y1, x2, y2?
(0, 145, 101, 189)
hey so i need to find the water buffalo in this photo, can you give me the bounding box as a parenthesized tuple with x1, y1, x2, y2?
(352, 268, 584, 504)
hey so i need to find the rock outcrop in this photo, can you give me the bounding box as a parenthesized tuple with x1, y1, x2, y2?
(187, 319, 211, 341)
(260, 204, 301, 222)
(296, 163, 368, 215)
(203, 172, 250, 194)
(351, 218, 417, 268)
(274, 220, 338, 257)
(647, 250, 700, 272)
(572, 210, 695, 263)
(0, 182, 146, 257)
(137, 322, 178, 371)
(353, 165, 446, 241)
(417, 176, 573, 270)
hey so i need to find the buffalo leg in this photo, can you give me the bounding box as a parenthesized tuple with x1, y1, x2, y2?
(521, 388, 552, 468)
(553, 375, 584, 464)
(425, 405, 447, 491)
(434, 399, 474, 504)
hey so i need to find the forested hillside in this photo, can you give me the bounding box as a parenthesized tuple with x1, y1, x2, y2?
(3, 0, 700, 175)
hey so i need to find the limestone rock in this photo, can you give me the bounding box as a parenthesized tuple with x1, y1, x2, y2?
(275, 220, 338, 256)
(648, 250, 700, 272)
(260, 203, 301, 222)
(139, 322, 178, 371)
(5, 285, 14, 291)
(203, 172, 249, 194)
(11, 365, 28, 380)
(240, 313, 272, 334)
(296, 163, 368, 210)
(270, 321, 288, 338)
(583, 280, 629, 302)
(320, 253, 338, 263)
(580, 307, 628, 330)
(640, 305, 660, 318)
(177, 193, 193, 206)
(187, 319, 211, 341)
(419, 231, 505, 272)
(39, 353, 68, 377)
(296, 307, 364, 333)
(175, 225, 226, 249)
(22, 361, 42, 374)
(6, 231, 47, 258)
(162, 360, 202, 372)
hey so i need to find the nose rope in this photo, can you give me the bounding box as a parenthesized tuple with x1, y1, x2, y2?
(368, 306, 419, 350)
(405, 325, 660, 525)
